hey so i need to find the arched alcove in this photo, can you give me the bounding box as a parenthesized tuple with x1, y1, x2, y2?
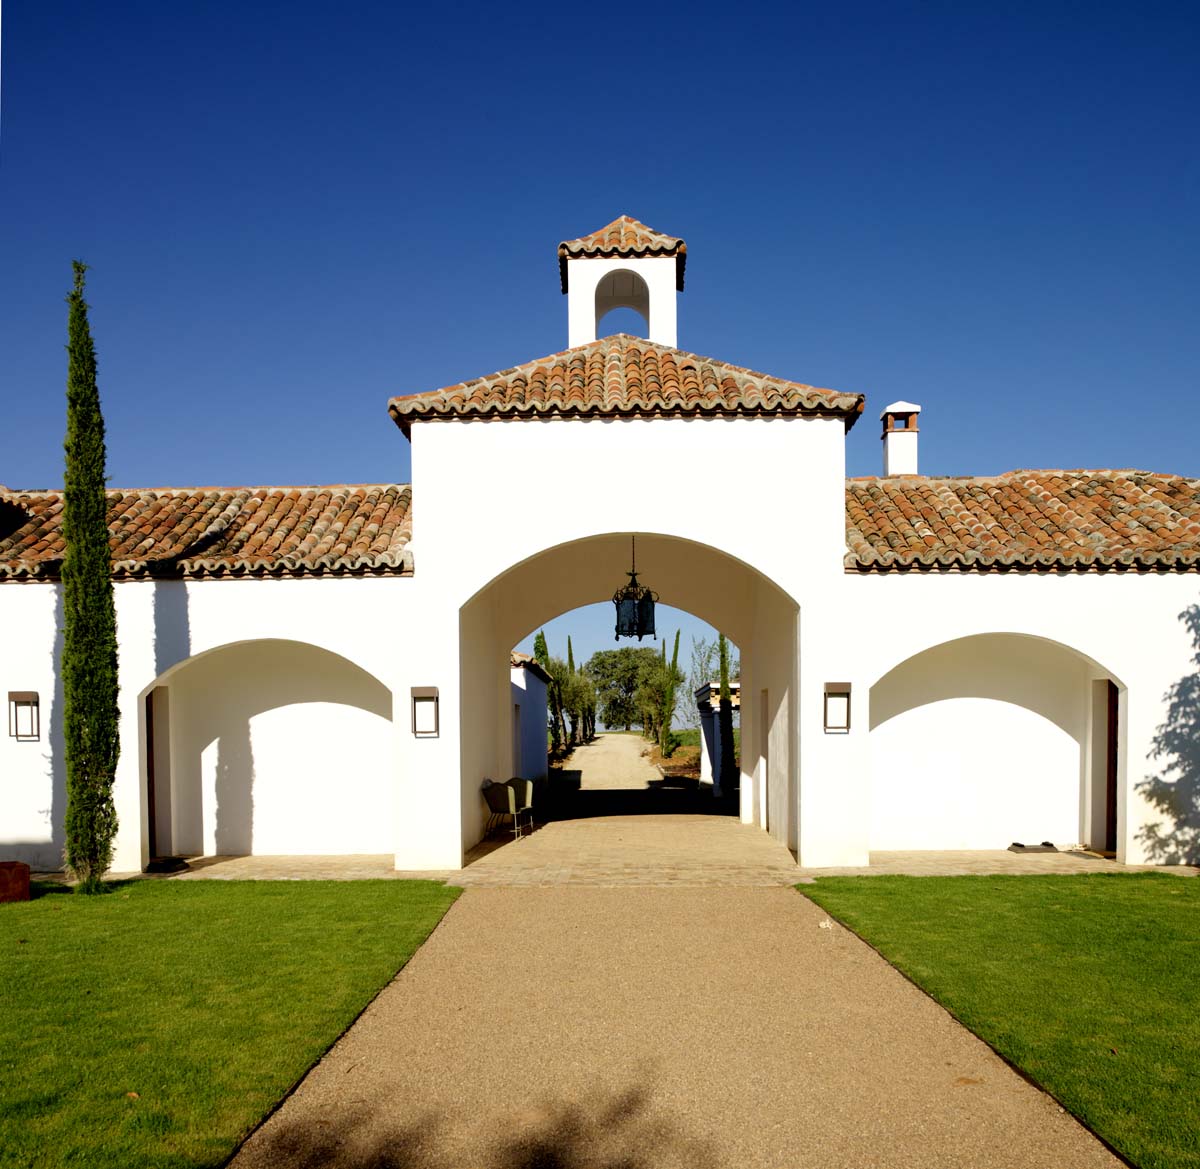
(458, 532, 800, 855)
(140, 639, 393, 863)
(869, 633, 1124, 852)
(595, 269, 650, 338)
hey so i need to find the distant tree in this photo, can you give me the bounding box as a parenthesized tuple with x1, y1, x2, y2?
(567, 636, 575, 675)
(681, 636, 718, 730)
(634, 633, 684, 755)
(546, 656, 572, 747)
(533, 630, 550, 669)
(564, 670, 597, 745)
(659, 630, 683, 755)
(61, 262, 120, 893)
(586, 646, 658, 730)
(717, 633, 737, 791)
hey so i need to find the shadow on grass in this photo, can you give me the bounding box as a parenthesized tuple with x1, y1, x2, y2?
(236, 1084, 716, 1169)
(1138, 603, 1200, 864)
(28, 877, 143, 900)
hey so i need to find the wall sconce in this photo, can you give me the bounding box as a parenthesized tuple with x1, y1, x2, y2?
(8, 692, 40, 741)
(823, 683, 851, 734)
(411, 687, 439, 738)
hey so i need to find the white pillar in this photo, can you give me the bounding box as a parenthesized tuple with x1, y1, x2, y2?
(698, 705, 715, 785)
(394, 598, 466, 870)
(796, 629, 871, 868)
(112, 583, 157, 874)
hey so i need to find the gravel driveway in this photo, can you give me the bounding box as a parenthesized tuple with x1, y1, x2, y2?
(231, 885, 1121, 1169)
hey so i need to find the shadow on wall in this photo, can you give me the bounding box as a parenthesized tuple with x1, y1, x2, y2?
(1138, 604, 1200, 864)
(240, 1084, 717, 1169)
(46, 584, 67, 862)
(153, 578, 191, 679)
(213, 718, 255, 856)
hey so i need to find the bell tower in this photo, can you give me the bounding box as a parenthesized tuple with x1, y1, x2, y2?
(558, 215, 685, 348)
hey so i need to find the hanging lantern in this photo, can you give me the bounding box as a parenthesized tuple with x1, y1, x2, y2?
(613, 536, 658, 641)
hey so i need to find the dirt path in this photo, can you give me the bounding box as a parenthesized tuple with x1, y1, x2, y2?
(572, 731, 660, 790)
(231, 887, 1121, 1169)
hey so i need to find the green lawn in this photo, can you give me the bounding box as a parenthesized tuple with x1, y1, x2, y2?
(0, 879, 459, 1169)
(801, 874, 1200, 1169)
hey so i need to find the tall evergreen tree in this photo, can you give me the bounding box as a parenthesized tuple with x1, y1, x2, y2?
(62, 262, 120, 893)
(567, 636, 575, 676)
(717, 633, 737, 793)
(533, 630, 550, 669)
(660, 628, 681, 755)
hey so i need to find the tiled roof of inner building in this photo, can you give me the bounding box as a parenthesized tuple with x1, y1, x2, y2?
(846, 471, 1200, 571)
(558, 215, 686, 291)
(0, 484, 413, 580)
(388, 335, 864, 434)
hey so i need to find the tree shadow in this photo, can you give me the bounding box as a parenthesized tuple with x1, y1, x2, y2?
(237, 1084, 717, 1169)
(1138, 603, 1200, 864)
(213, 719, 255, 856)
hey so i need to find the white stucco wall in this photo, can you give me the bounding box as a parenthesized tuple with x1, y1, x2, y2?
(510, 665, 548, 782)
(0, 583, 63, 869)
(566, 256, 678, 347)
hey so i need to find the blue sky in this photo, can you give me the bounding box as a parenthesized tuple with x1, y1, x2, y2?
(2, 1, 1197, 672)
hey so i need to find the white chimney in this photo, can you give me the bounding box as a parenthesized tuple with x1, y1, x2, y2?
(881, 401, 921, 476)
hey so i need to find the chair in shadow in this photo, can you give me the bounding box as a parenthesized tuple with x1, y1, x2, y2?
(482, 778, 534, 840)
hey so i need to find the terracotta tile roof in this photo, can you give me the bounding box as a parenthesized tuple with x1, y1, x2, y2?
(558, 215, 686, 291)
(846, 471, 1200, 571)
(0, 485, 413, 580)
(389, 335, 864, 434)
(511, 651, 552, 684)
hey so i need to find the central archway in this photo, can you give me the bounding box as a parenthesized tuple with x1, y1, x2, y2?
(457, 532, 800, 858)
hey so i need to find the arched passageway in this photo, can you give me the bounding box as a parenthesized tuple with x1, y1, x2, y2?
(870, 634, 1124, 852)
(458, 533, 800, 859)
(140, 639, 393, 863)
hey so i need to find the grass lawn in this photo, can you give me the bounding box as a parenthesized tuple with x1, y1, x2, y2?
(801, 874, 1200, 1169)
(0, 879, 459, 1169)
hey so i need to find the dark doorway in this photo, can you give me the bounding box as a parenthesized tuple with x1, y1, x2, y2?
(1105, 680, 1119, 853)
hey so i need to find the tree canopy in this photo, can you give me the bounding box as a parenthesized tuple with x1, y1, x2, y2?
(585, 646, 658, 730)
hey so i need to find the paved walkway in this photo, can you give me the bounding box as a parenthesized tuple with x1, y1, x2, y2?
(230, 886, 1122, 1169)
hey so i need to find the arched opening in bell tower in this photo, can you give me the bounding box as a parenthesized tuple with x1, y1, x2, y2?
(595, 269, 651, 338)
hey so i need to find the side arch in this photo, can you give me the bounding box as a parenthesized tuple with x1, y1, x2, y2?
(140, 638, 393, 863)
(868, 633, 1122, 852)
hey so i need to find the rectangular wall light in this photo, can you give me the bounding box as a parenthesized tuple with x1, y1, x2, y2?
(823, 683, 851, 734)
(8, 692, 40, 742)
(411, 687, 439, 738)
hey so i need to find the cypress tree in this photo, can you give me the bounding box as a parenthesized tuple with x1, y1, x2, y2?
(717, 633, 737, 793)
(62, 262, 120, 893)
(533, 630, 550, 669)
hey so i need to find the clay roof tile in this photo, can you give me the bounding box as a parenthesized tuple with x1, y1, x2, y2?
(0, 485, 413, 581)
(557, 215, 686, 291)
(390, 335, 863, 434)
(846, 470, 1200, 572)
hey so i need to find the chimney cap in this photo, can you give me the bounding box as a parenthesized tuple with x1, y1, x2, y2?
(880, 400, 921, 420)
